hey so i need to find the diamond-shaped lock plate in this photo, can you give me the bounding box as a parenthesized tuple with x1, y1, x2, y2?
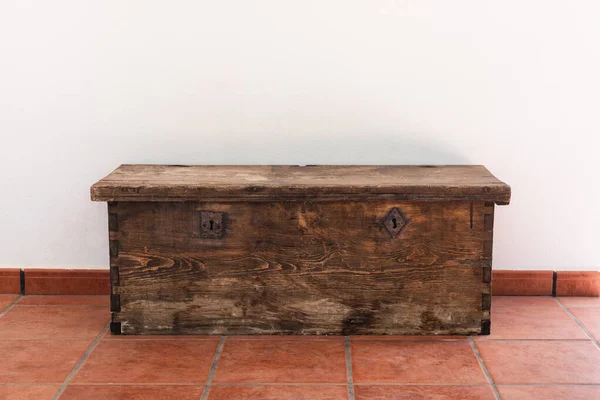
(383, 208, 406, 238)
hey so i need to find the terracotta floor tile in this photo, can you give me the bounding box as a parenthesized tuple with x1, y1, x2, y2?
(476, 341, 600, 384)
(73, 340, 218, 383)
(492, 296, 558, 308)
(474, 307, 587, 340)
(559, 297, 600, 308)
(498, 385, 600, 400)
(208, 385, 349, 400)
(0, 340, 91, 383)
(0, 306, 109, 339)
(354, 385, 496, 400)
(0, 294, 19, 310)
(18, 295, 109, 306)
(214, 340, 347, 383)
(351, 341, 486, 384)
(0, 385, 59, 400)
(61, 385, 203, 399)
(570, 308, 600, 341)
(350, 335, 466, 341)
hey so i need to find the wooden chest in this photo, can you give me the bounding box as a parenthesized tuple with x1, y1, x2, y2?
(91, 165, 510, 336)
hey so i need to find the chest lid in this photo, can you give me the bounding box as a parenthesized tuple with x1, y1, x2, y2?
(91, 164, 510, 204)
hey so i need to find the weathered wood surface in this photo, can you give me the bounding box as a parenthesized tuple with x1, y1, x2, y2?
(109, 200, 493, 335)
(91, 165, 511, 204)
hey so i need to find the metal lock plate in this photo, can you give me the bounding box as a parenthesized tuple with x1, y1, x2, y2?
(200, 211, 224, 239)
(383, 208, 406, 238)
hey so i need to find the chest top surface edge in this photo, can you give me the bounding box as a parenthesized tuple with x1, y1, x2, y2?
(91, 165, 511, 204)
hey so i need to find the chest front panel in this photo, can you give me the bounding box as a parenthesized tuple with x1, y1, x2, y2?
(108, 200, 493, 335)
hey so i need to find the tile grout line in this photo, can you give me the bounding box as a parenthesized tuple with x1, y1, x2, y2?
(200, 336, 226, 400)
(554, 297, 600, 351)
(0, 295, 24, 318)
(4, 382, 600, 387)
(344, 336, 356, 400)
(51, 322, 110, 400)
(468, 337, 503, 400)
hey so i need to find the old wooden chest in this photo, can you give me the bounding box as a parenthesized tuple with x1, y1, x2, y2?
(91, 165, 510, 336)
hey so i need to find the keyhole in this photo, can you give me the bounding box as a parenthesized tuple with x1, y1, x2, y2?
(209, 220, 214, 230)
(392, 218, 397, 229)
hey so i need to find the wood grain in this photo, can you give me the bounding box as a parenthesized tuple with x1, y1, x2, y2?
(109, 200, 492, 335)
(91, 165, 511, 204)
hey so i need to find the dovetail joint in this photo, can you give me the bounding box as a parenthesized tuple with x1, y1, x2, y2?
(108, 209, 122, 323)
(483, 214, 494, 231)
(110, 321, 122, 335)
(482, 204, 495, 260)
(109, 240, 119, 269)
(482, 293, 491, 311)
(108, 213, 119, 232)
(480, 319, 491, 335)
(110, 267, 120, 287)
(469, 202, 474, 229)
(109, 239, 119, 258)
(110, 293, 121, 312)
(483, 240, 493, 259)
(482, 264, 492, 284)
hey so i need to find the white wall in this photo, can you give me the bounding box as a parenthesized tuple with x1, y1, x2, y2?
(0, 1, 598, 271)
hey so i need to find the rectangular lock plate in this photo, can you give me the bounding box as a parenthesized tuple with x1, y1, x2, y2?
(200, 211, 224, 239)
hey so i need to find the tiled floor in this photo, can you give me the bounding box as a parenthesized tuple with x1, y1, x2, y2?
(0, 295, 599, 399)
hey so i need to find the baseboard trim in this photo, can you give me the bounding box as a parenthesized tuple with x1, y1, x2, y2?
(492, 270, 599, 296)
(0, 269, 21, 294)
(1, 268, 598, 296)
(555, 271, 600, 297)
(492, 270, 554, 296)
(22, 269, 110, 295)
